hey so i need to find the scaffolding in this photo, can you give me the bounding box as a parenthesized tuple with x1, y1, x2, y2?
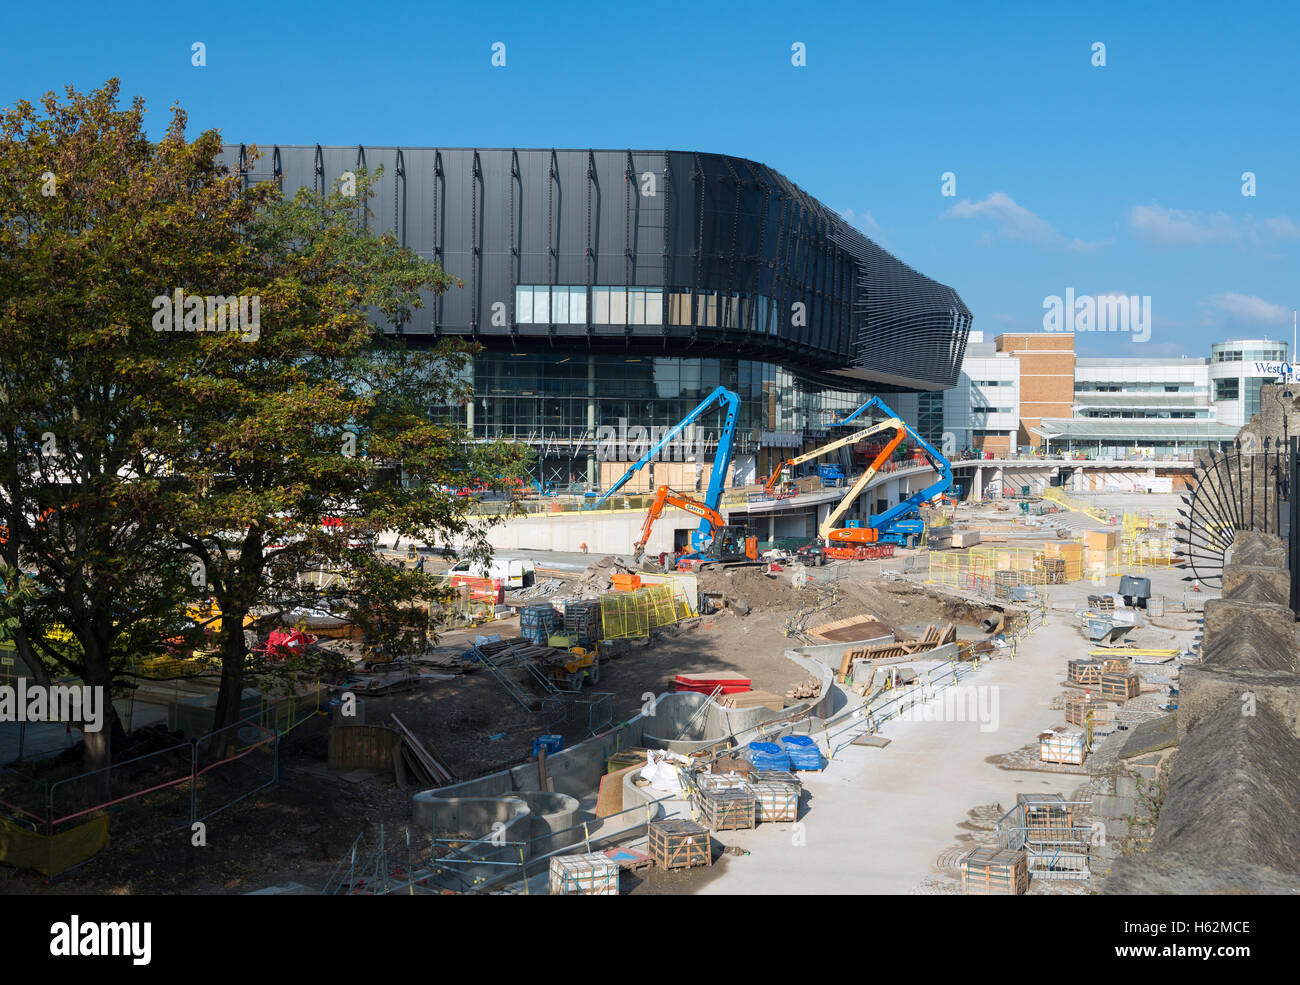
(599, 584, 686, 639)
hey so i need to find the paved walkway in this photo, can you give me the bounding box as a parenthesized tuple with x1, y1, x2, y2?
(696, 612, 1086, 894)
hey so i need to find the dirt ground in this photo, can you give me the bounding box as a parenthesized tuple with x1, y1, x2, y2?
(0, 556, 1004, 895)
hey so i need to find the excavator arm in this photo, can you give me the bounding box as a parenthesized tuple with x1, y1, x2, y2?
(633, 486, 727, 561)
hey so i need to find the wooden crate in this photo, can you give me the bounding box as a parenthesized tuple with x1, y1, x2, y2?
(1039, 727, 1087, 765)
(1101, 656, 1133, 674)
(752, 769, 801, 793)
(1100, 671, 1140, 701)
(1064, 694, 1097, 727)
(696, 785, 757, 831)
(960, 847, 1028, 896)
(746, 780, 799, 822)
(647, 820, 712, 870)
(548, 853, 620, 895)
(1067, 659, 1105, 686)
(1017, 794, 1075, 844)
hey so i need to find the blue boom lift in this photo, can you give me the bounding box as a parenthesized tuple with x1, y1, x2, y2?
(827, 396, 953, 547)
(588, 386, 741, 553)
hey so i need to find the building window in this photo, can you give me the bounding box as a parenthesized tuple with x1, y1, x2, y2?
(696, 291, 717, 327)
(1214, 378, 1240, 401)
(516, 286, 587, 324)
(623, 288, 664, 325)
(669, 291, 691, 326)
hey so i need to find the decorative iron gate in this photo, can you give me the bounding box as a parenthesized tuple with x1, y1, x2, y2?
(1179, 433, 1295, 613)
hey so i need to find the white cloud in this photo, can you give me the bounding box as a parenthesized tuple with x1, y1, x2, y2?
(943, 192, 1103, 252)
(1199, 292, 1291, 326)
(1129, 204, 1300, 247)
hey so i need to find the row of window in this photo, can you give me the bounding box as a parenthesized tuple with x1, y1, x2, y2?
(1213, 348, 1286, 363)
(1079, 384, 1188, 393)
(514, 285, 781, 333)
(1081, 410, 1201, 420)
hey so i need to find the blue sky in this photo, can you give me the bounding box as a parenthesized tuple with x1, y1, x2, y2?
(3, 0, 1297, 358)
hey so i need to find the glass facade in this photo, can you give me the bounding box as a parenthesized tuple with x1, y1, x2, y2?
(432, 353, 879, 486)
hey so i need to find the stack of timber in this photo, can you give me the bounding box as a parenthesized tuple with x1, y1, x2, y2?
(720, 690, 786, 711)
(391, 714, 456, 787)
(836, 623, 958, 680)
(784, 678, 822, 702)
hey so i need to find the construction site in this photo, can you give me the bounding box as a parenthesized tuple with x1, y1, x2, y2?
(8, 383, 1295, 900)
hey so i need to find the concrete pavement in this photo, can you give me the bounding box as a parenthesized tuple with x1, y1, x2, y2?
(694, 603, 1116, 894)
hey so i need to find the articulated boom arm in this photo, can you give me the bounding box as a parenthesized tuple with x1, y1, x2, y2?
(589, 385, 740, 551)
(764, 422, 902, 492)
(633, 485, 726, 561)
(817, 419, 906, 538)
(829, 396, 953, 537)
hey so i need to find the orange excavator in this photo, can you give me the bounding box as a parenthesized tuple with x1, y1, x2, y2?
(633, 485, 758, 571)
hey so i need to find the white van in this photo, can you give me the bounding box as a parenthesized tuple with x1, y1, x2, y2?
(445, 556, 536, 590)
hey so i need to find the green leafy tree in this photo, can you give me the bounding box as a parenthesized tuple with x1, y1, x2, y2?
(156, 163, 531, 741)
(0, 81, 271, 775)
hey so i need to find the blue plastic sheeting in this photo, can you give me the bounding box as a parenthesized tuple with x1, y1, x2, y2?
(779, 735, 825, 771)
(746, 741, 791, 771)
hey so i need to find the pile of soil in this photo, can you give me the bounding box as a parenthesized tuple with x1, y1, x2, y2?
(696, 566, 796, 610)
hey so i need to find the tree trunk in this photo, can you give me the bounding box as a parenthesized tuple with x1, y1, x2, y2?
(80, 661, 118, 800)
(210, 615, 249, 757)
(211, 528, 263, 755)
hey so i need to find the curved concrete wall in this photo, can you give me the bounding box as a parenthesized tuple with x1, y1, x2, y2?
(640, 691, 801, 753)
(516, 791, 582, 856)
(413, 788, 581, 858)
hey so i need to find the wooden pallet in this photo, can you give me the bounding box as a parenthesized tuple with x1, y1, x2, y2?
(647, 820, 712, 870)
(961, 847, 1028, 895)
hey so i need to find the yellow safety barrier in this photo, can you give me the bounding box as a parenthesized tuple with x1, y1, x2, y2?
(599, 584, 684, 639)
(0, 815, 110, 877)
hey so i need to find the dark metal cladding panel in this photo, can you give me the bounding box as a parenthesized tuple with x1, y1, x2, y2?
(219, 145, 970, 388)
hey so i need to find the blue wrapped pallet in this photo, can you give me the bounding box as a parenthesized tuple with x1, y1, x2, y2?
(780, 734, 825, 771)
(746, 741, 791, 771)
(521, 604, 561, 645)
(533, 734, 563, 756)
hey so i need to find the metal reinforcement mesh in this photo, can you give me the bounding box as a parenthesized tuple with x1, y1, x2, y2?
(599, 585, 684, 639)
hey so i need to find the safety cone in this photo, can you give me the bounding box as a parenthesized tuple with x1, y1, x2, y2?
(1192, 578, 1201, 592)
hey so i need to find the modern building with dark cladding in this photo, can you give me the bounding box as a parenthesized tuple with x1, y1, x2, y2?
(221, 144, 972, 488)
